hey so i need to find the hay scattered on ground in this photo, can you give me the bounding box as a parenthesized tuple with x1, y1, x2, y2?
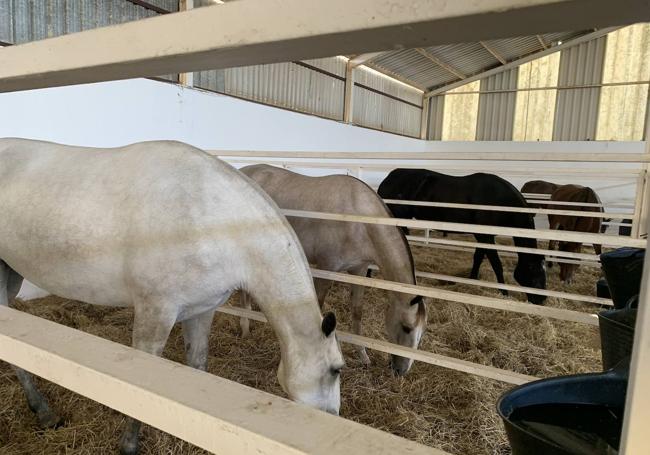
(0, 232, 602, 455)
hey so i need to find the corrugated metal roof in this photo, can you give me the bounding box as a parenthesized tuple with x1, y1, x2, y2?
(363, 30, 595, 92)
(371, 49, 453, 89)
(0, 0, 161, 44)
(223, 62, 345, 121)
(423, 43, 496, 77)
(145, 0, 179, 11)
(482, 36, 544, 62)
(302, 57, 346, 78)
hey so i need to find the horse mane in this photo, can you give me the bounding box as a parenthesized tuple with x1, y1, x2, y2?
(356, 177, 417, 284)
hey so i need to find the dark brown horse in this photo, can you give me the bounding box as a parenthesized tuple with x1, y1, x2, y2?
(521, 180, 558, 209)
(547, 184, 603, 283)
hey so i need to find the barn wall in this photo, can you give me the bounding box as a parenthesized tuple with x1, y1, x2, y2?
(0, 1, 421, 138)
(0, 78, 430, 152)
(597, 24, 650, 140)
(553, 37, 606, 140)
(352, 66, 423, 137)
(0, 0, 178, 81)
(441, 81, 481, 140)
(0, 77, 640, 204)
(476, 69, 518, 140)
(429, 24, 649, 142)
(427, 95, 445, 140)
(194, 58, 424, 138)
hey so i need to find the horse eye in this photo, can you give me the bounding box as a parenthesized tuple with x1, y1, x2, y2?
(331, 368, 341, 376)
(402, 325, 412, 334)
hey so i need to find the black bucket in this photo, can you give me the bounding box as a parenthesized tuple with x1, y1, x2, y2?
(618, 219, 632, 237)
(598, 298, 637, 371)
(497, 367, 627, 455)
(600, 248, 644, 309)
(596, 277, 611, 299)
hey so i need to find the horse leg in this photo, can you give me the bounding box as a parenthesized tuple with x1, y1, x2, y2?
(547, 219, 560, 268)
(182, 310, 216, 371)
(119, 300, 177, 455)
(0, 262, 62, 429)
(470, 248, 486, 279)
(313, 277, 331, 309)
(594, 244, 602, 255)
(239, 291, 252, 338)
(349, 265, 370, 366)
(475, 236, 508, 294)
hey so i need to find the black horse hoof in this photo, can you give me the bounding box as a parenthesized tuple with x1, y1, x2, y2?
(37, 411, 63, 430)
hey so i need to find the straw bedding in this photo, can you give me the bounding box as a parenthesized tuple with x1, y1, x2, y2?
(0, 232, 603, 454)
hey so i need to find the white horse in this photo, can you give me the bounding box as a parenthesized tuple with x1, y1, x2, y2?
(240, 165, 427, 376)
(0, 139, 343, 455)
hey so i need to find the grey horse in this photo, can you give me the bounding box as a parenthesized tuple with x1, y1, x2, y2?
(0, 139, 343, 454)
(239, 164, 426, 376)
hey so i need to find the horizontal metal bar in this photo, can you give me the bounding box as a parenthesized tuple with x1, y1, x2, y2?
(226, 159, 640, 179)
(405, 234, 600, 261)
(124, 0, 171, 14)
(217, 305, 537, 385)
(383, 198, 621, 219)
(413, 269, 612, 306)
(0, 307, 438, 454)
(213, 150, 650, 163)
(311, 269, 599, 326)
(282, 209, 646, 248)
(526, 199, 635, 209)
(439, 79, 650, 96)
(4, 0, 646, 93)
(410, 241, 602, 267)
(354, 83, 423, 109)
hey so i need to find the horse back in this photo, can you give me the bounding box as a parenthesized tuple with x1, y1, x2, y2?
(411, 171, 532, 228)
(549, 184, 603, 233)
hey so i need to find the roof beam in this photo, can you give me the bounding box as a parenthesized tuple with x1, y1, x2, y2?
(536, 34, 549, 49)
(415, 48, 467, 79)
(363, 62, 426, 91)
(425, 26, 622, 97)
(1, 0, 647, 93)
(124, 0, 172, 14)
(479, 40, 507, 64)
(349, 52, 388, 67)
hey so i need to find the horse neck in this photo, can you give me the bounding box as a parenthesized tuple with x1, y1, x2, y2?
(368, 224, 416, 285)
(512, 214, 539, 262)
(243, 236, 322, 352)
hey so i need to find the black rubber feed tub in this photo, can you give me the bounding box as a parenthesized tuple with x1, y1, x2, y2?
(599, 304, 637, 371)
(600, 248, 644, 309)
(596, 277, 611, 299)
(497, 368, 627, 455)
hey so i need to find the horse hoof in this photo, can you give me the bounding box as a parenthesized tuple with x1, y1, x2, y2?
(359, 353, 371, 366)
(119, 438, 140, 455)
(37, 409, 63, 429)
(500, 290, 509, 296)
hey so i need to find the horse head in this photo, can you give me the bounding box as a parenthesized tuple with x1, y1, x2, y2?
(558, 241, 582, 284)
(514, 254, 547, 305)
(385, 295, 427, 376)
(276, 312, 344, 415)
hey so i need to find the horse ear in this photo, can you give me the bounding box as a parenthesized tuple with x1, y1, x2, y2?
(321, 312, 337, 337)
